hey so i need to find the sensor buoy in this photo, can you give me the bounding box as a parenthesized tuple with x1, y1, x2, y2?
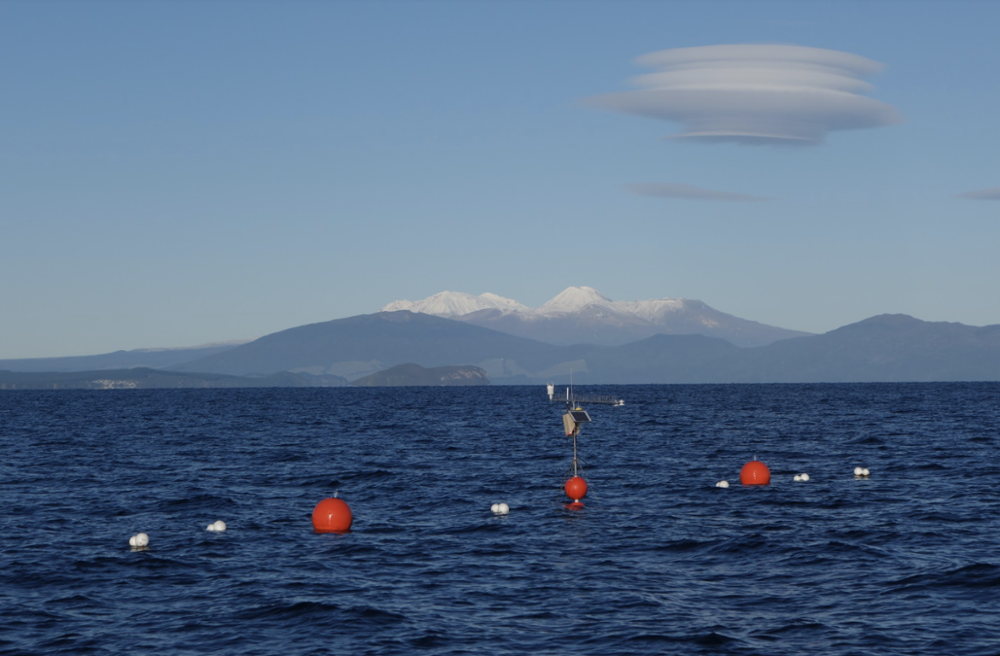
(206, 520, 227, 532)
(129, 533, 149, 549)
(740, 460, 771, 485)
(312, 498, 353, 533)
(491, 502, 509, 515)
(564, 476, 588, 502)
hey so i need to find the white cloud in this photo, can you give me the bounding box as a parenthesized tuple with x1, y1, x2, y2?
(587, 44, 902, 145)
(957, 187, 1000, 200)
(626, 182, 771, 202)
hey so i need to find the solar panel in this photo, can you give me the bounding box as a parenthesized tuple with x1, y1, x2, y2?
(570, 410, 591, 423)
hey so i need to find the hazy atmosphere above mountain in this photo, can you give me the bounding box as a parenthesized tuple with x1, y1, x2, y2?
(2, 2, 998, 359)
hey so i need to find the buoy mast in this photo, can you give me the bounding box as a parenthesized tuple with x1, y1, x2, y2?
(552, 374, 619, 506)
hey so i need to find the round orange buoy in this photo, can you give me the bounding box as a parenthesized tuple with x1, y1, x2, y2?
(740, 460, 771, 485)
(564, 476, 588, 501)
(312, 498, 353, 533)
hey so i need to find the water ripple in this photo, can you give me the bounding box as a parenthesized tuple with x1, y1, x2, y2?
(2, 384, 999, 654)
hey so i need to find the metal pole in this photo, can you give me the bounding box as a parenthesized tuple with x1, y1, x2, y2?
(572, 430, 579, 476)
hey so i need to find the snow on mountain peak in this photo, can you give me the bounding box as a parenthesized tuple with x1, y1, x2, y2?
(381, 291, 527, 316)
(538, 286, 615, 315)
(382, 287, 689, 322)
(478, 292, 531, 312)
(619, 298, 688, 321)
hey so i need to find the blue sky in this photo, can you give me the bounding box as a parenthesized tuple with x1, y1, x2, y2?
(2, 0, 998, 358)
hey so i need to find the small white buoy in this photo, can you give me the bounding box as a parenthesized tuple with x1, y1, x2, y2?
(716, 480, 729, 488)
(854, 467, 870, 478)
(129, 533, 149, 548)
(861, 467, 870, 477)
(491, 503, 499, 513)
(793, 474, 802, 481)
(854, 467, 864, 476)
(207, 520, 227, 532)
(497, 502, 509, 515)
(800, 473, 810, 482)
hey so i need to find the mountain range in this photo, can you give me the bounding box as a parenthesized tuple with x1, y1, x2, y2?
(3, 287, 999, 386)
(0, 343, 244, 373)
(382, 286, 810, 347)
(0, 367, 345, 390)
(166, 311, 1000, 384)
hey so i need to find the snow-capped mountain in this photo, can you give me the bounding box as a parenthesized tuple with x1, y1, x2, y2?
(381, 287, 811, 347)
(536, 286, 617, 315)
(382, 291, 529, 317)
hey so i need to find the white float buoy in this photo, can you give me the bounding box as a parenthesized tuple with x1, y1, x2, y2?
(497, 502, 509, 515)
(794, 474, 802, 481)
(862, 468, 870, 477)
(716, 480, 729, 488)
(800, 473, 810, 482)
(854, 467, 864, 476)
(129, 533, 149, 548)
(491, 503, 499, 513)
(854, 467, 870, 478)
(207, 520, 227, 532)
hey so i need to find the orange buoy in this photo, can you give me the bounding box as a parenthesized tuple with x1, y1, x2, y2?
(740, 460, 771, 485)
(564, 475, 588, 502)
(312, 497, 353, 533)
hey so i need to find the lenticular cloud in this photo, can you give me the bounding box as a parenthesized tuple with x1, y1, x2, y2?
(587, 44, 902, 145)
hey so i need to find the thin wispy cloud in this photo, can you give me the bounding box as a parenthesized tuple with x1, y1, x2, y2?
(627, 182, 771, 202)
(587, 44, 902, 145)
(957, 187, 1000, 200)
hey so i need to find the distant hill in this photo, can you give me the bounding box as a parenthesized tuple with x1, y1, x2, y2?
(0, 343, 243, 373)
(351, 363, 489, 387)
(572, 315, 1000, 383)
(729, 314, 1000, 382)
(382, 286, 810, 347)
(171, 311, 564, 378)
(578, 333, 743, 384)
(0, 367, 347, 390)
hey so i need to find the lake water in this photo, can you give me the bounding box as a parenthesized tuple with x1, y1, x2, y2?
(2, 383, 999, 655)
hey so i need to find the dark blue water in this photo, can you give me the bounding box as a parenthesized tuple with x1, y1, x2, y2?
(2, 384, 999, 655)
